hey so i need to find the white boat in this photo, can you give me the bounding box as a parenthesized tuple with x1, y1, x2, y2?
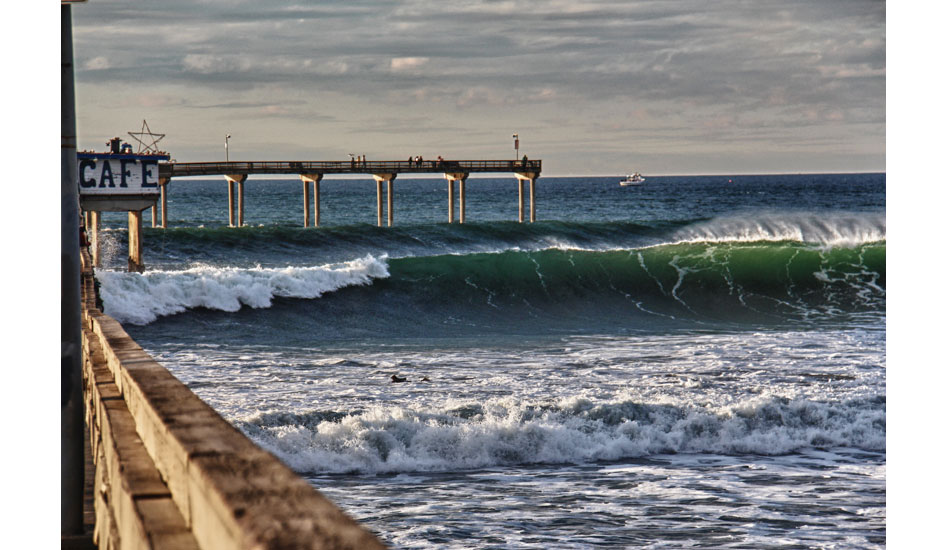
(619, 173, 645, 186)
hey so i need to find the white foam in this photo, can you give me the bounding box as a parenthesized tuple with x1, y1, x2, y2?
(669, 212, 886, 247)
(96, 254, 389, 325)
(241, 394, 885, 475)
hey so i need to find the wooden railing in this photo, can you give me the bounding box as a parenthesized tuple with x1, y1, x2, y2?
(80, 249, 386, 549)
(160, 159, 541, 178)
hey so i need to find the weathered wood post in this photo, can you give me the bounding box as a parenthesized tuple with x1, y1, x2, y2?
(227, 180, 235, 226)
(376, 178, 383, 227)
(373, 174, 397, 227)
(225, 174, 248, 227)
(301, 174, 323, 227)
(62, 4, 84, 531)
(303, 177, 311, 227)
(445, 172, 469, 224)
(159, 177, 169, 228)
(448, 178, 455, 223)
(516, 172, 539, 223)
(239, 179, 245, 226)
(90, 210, 101, 267)
(530, 177, 536, 223)
(460, 178, 466, 224)
(128, 209, 145, 272)
(517, 178, 524, 223)
(388, 179, 394, 227)
(315, 177, 321, 227)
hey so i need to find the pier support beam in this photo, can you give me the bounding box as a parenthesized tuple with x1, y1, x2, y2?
(448, 179, 455, 223)
(159, 177, 169, 228)
(301, 174, 323, 227)
(128, 209, 145, 272)
(517, 179, 524, 223)
(445, 172, 469, 223)
(303, 179, 311, 227)
(225, 174, 248, 227)
(373, 174, 397, 227)
(89, 210, 101, 267)
(515, 172, 539, 223)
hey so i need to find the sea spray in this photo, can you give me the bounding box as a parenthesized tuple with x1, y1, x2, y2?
(237, 394, 886, 475)
(669, 212, 886, 247)
(97, 254, 389, 325)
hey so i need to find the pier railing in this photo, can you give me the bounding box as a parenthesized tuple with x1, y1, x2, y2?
(80, 249, 386, 549)
(160, 159, 541, 178)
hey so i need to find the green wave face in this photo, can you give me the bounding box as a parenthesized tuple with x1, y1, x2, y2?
(377, 241, 885, 329)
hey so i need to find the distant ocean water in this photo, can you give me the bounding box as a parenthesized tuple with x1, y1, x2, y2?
(94, 173, 885, 549)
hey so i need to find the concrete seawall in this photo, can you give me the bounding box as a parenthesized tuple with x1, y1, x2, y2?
(79, 249, 386, 549)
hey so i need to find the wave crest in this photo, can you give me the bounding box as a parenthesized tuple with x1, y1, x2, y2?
(238, 395, 886, 474)
(96, 254, 389, 325)
(670, 212, 885, 247)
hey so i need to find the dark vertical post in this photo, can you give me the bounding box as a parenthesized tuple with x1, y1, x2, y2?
(529, 177, 536, 223)
(128, 210, 144, 272)
(238, 180, 245, 227)
(314, 179, 320, 227)
(387, 179, 394, 227)
(303, 179, 311, 227)
(376, 179, 383, 227)
(90, 211, 101, 267)
(448, 179, 455, 223)
(160, 178, 169, 228)
(61, 2, 84, 535)
(228, 180, 235, 226)
(459, 179, 466, 224)
(518, 179, 524, 223)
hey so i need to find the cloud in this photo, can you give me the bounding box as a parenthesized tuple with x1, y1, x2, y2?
(390, 57, 429, 71)
(84, 56, 111, 70)
(70, 0, 885, 174)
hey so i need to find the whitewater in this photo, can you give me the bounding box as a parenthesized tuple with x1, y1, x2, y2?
(93, 173, 885, 548)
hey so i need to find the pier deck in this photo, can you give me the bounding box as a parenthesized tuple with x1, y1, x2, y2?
(159, 159, 540, 178)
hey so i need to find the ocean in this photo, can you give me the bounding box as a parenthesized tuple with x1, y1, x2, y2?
(92, 173, 885, 549)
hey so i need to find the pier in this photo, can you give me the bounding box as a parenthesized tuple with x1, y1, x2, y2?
(157, 158, 542, 229)
(86, 157, 541, 271)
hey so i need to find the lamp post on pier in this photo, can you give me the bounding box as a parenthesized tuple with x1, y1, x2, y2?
(513, 133, 519, 161)
(225, 134, 231, 162)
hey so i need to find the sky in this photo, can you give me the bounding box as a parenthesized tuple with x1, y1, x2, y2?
(68, 0, 885, 176)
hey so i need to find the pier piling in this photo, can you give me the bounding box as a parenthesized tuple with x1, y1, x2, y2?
(460, 178, 466, 224)
(516, 172, 539, 223)
(448, 179, 455, 223)
(89, 210, 101, 267)
(225, 174, 248, 227)
(128, 210, 144, 272)
(388, 179, 394, 227)
(444, 172, 469, 224)
(518, 179, 524, 223)
(301, 174, 323, 227)
(376, 179, 383, 226)
(303, 178, 311, 227)
(373, 174, 396, 227)
(159, 178, 169, 228)
(530, 177, 536, 223)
